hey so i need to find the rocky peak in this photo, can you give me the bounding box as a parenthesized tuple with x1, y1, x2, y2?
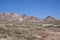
(45, 16, 56, 21)
(46, 16, 54, 19)
(20, 14, 29, 21)
(4, 12, 11, 16)
(22, 14, 28, 18)
(12, 13, 19, 17)
(44, 16, 57, 24)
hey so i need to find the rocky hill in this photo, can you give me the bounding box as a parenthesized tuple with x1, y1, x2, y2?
(0, 13, 60, 40)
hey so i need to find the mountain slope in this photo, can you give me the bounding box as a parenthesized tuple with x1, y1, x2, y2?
(0, 13, 60, 40)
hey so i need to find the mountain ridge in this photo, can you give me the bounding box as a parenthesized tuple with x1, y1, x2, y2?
(0, 13, 60, 40)
(0, 13, 60, 24)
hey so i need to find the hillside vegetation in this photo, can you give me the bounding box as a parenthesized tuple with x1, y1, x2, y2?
(0, 13, 60, 40)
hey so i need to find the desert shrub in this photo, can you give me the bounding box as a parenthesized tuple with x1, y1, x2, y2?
(0, 28, 12, 36)
(25, 36, 36, 40)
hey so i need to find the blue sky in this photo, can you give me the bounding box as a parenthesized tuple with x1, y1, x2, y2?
(0, 0, 60, 19)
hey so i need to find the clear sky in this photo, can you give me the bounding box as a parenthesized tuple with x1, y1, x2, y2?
(0, 0, 60, 19)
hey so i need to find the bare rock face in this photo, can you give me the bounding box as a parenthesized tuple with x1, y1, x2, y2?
(19, 17, 24, 22)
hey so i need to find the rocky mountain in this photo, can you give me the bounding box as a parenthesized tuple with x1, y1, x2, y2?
(42, 16, 56, 24)
(0, 13, 60, 24)
(0, 13, 60, 40)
